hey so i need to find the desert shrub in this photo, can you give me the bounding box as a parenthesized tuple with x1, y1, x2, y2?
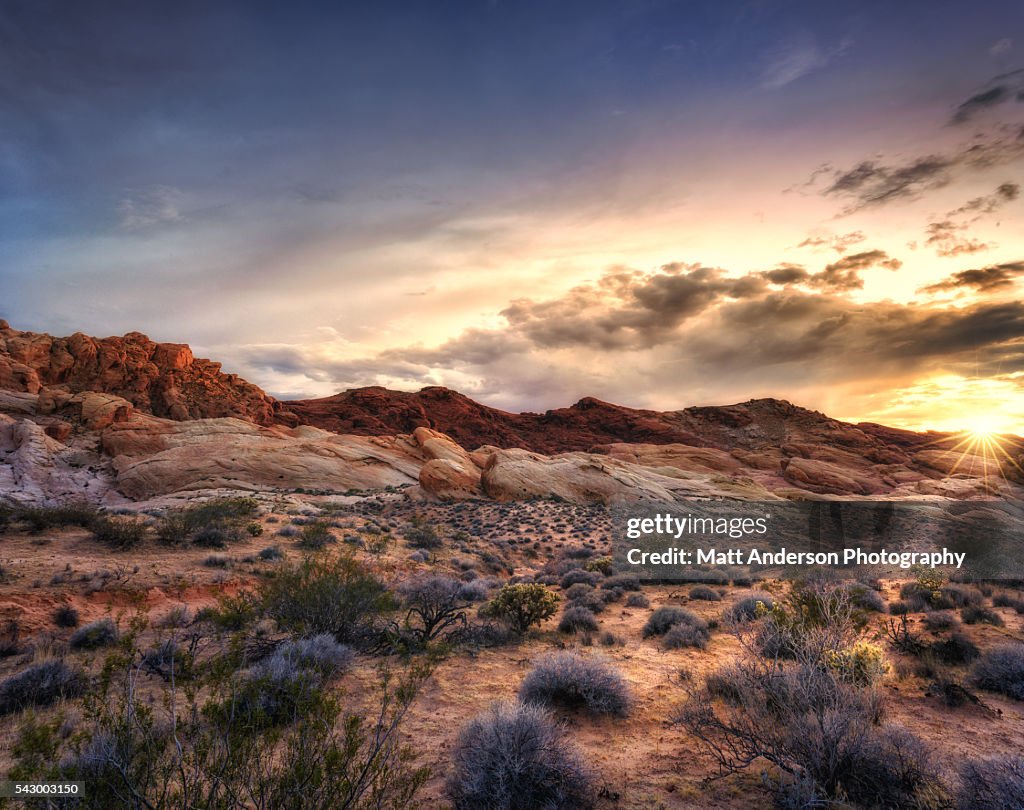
(257, 544, 283, 561)
(643, 606, 700, 638)
(445, 701, 594, 810)
(275, 525, 299, 538)
(563, 583, 594, 601)
(942, 585, 984, 608)
(203, 553, 230, 568)
(70, 618, 118, 650)
(141, 638, 197, 682)
(13, 502, 99, 534)
(246, 522, 263, 536)
(726, 592, 774, 622)
(395, 575, 468, 644)
(583, 556, 613, 575)
(404, 519, 442, 549)
(272, 634, 355, 677)
(519, 652, 631, 716)
(754, 582, 869, 663)
(0, 660, 85, 715)
(992, 593, 1024, 613)
(259, 553, 394, 646)
(30, 646, 431, 809)
(599, 631, 621, 647)
(457, 580, 490, 603)
(961, 605, 1004, 626)
(842, 582, 887, 613)
(558, 606, 599, 634)
(199, 592, 259, 632)
(821, 640, 890, 686)
(663, 621, 710, 650)
(923, 611, 958, 631)
(53, 604, 80, 629)
(156, 497, 258, 547)
(481, 584, 559, 634)
(564, 590, 606, 615)
(559, 569, 600, 590)
(600, 573, 641, 591)
(690, 585, 722, 601)
(972, 645, 1024, 699)
(296, 520, 335, 550)
(956, 756, 1024, 810)
(91, 516, 147, 549)
(680, 660, 945, 808)
(931, 632, 980, 665)
(625, 592, 649, 608)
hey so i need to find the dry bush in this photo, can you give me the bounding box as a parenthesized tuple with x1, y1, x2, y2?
(558, 606, 599, 635)
(445, 700, 594, 809)
(972, 645, 1024, 700)
(519, 652, 631, 717)
(956, 756, 1024, 809)
(643, 606, 701, 638)
(0, 660, 85, 715)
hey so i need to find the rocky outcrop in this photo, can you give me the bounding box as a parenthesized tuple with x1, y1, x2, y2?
(0, 322, 276, 424)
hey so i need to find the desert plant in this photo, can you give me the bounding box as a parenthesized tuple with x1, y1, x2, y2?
(558, 606, 599, 634)
(296, 520, 334, 550)
(923, 611, 958, 631)
(156, 497, 258, 546)
(519, 651, 631, 716)
(0, 660, 85, 715)
(404, 518, 442, 549)
(600, 573, 641, 591)
(643, 606, 700, 638)
(726, 592, 775, 623)
(91, 515, 147, 549)
(662, 620, 710, 650)
(481, 584, 559, 634)
(445, 701, 594, 809)
(972, 644, 1024, 700)
(395, 575, 469, 644)
(625, 592, 650, 608)
(960, 605, 1004, 626)
(956, 756, 1024, 809)
(690, 585, 722, 601)
(258, 544, 283, 561)
(53, 604, 80, 629)
(821, 640, 890, 686)
(70, 617, 119, 650)
(559, 569, 601, 589)
(679, 659, 945, 807)
(12, 502, 99, 534)
(259, 553, 394, 647)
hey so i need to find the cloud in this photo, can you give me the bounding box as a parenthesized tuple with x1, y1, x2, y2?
(919, 182, 1018, 256)
(948, 181, 1020, 217)
(951, 69, 1024, 123)
(118, 186, 185, 229)
(919, 261, 1024, 294)
(923, 221, 991, 257)
(238, 255, 1024, 418)
(760, 32, 850, 89)
(796, 231, 866, 253)
(990, 39, 1013, 57)
(818, 127, 1024, 212)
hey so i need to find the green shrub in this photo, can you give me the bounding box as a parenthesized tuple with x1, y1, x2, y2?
(156, 497, 259, 546)
(296, 520, 335, 550)
(821, 640, 890, 686)
(90, 516, 147, 549)
(259, 553, 394, 646)
(481, 584, 559, 634)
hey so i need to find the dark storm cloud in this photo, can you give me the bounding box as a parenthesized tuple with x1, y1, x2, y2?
(919, 261, 1024, 293)
(951, 69, 1024, 123)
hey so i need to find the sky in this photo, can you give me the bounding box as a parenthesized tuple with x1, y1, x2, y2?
(2, 0, 1024, 433)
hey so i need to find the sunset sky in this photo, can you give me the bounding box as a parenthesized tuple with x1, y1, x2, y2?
(2, 1, 1023, 432)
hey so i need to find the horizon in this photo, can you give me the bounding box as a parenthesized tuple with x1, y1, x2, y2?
(3, 1, 1024, 434)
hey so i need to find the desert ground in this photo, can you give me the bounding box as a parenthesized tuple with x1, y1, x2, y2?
(1, 494, 1022, 809)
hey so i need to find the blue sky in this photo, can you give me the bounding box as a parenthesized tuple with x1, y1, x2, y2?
(2, 0, 1023, 430)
